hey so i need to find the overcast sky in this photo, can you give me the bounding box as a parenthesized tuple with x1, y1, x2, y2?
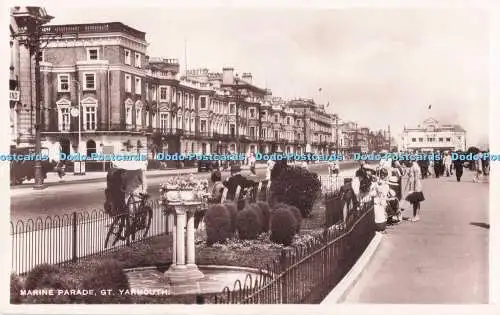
(42, 5, 490, 146)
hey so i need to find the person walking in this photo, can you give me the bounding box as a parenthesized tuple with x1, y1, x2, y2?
(453, 152, 464, 182)
(433, 151, 443, 178)
(444, 152, 452, 177)
(405, 160, 425, 222)
(473, 153, 483, 183)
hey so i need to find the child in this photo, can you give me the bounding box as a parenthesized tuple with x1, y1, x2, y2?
(370, 168, 395, 233)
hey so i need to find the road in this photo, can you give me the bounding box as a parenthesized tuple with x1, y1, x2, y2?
(11, 163, 350, 222)
(341, 170, 489, 303)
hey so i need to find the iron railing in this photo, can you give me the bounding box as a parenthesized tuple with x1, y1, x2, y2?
(10, 200, 168, 275)
(207, 200, 375, 304)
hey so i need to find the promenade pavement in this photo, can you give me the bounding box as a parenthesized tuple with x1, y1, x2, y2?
(338, 170, 489, 304)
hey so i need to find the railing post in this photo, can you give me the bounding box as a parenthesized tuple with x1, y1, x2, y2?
(280, 251, 288, 303)
(71, 212, 77, 262)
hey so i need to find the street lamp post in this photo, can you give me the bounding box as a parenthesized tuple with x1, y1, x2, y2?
(72, 80, 85, 175)
(11, 8, 54, 190)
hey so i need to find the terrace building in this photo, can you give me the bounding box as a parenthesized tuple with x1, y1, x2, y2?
(13, 20, 375, 167)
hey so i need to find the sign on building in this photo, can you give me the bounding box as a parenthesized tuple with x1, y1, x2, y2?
(9, 90, 20, 101)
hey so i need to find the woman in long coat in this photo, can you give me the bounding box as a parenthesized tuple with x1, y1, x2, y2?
(405, 160, 425, 222)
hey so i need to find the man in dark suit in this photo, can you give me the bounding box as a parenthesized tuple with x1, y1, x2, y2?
(453, 151, 465, 182)
(223, 165, 258, 201)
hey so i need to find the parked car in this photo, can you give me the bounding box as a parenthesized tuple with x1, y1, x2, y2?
(10, 146, 54, 185)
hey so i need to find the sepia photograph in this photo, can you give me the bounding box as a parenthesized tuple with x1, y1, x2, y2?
(3, 0, 497, 313)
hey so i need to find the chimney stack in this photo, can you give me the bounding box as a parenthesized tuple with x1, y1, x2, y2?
(222, 67, 234, 85)
(242, 72, 253, 84)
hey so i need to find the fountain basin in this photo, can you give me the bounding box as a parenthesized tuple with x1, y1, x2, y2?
(126, 265, 272, 296)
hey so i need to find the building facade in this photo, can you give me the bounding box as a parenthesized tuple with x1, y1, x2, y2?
(400, 118, 467, 152)
(9, 6, 46, 149)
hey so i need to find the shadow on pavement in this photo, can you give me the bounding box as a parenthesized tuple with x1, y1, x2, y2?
(469, 222, 490, 229)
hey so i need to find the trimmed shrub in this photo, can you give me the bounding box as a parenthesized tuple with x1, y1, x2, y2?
(270, 209, 297, 246)
(24, 264, 61, 290)
(270, 166, 321, 218)
(80, 259, 131, 303)
(287, 205, 302, 233)
(255, 201, 271, 232)
(205, 204, 232, 246)
(236, 206, 262, 240)
(10, 273, 23, 304)
(223, 201, 238, 234)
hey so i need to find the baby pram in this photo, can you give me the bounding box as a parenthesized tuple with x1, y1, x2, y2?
(386, 175, 402, 224)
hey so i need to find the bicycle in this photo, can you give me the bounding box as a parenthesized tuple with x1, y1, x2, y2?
(104, 192, 154, 248)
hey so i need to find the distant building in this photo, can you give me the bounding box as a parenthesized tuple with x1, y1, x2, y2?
(400, 118, 466, 152)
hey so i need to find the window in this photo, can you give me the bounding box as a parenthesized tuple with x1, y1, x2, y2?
(229, 103, 236, 114)
(135, 53, 141, 68)
(125, 99, 133, 125)
(262, 128, 266, 139)
(124, 49, 131, 65)
(200, 120, 207, 132)
(439, 137, 443, 142)
(125, 74, 132, 93)
(87, 48, 99, 60)
(58, 74, 70, 92)
(249, 108, 255, 118)
(275, 131, 279, 139)
(230, 124, 235, 136)
(446, 137, 451, 142)
(135, 77, 141, 95)
(151, 85, 157, 101)
(160, 113, 169, 131)
(59, 107, 70, 131)
(56, 100, 71, 131)
(84, 106, 97, 131)
(83, 73, 96, 90)
(250, 127, 255, 137)
(412, 138, 416, 142)
(286, 117, 290, 125)
(418, 138, 423, 142)
(274, 114, 279, 123)
(152, 113, 157, 128)
(136, 108, 142, 125)
(200, 97, 207, 109)
(261, 112, 266, 121)
(145, 83, 149, 101)
(145, 111, 149, 126)
(159, 86, 168, 101)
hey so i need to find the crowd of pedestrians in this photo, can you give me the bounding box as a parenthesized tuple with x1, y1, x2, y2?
(340, 149, 489, 234)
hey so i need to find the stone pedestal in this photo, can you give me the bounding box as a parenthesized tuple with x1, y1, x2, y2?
(164, 200, 205, 284)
